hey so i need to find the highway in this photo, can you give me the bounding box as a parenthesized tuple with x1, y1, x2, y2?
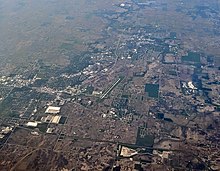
(66, 135, 183, 152)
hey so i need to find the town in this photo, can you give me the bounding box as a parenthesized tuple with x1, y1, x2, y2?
(0, 0, 220, 170)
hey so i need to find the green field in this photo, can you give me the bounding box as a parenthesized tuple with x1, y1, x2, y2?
(182, 52, 201, 63)
(136, 127, 154, 147)
(145, 84, 159, 98)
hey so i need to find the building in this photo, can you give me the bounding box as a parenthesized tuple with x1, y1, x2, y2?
(51, 115, 61, 123)
(41, 115, 61, 124)
(45, 106, 61, 114)
(26, 122, 38, 127)
(120, 146, 138, 157)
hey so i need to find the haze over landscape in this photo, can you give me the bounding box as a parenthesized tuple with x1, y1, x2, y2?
(0, 0, 219, 170)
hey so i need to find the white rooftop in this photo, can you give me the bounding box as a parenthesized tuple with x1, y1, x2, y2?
(26, 122, 38, 127)
(188, 81, 197, 90)
(46, 128, 53, 134)
(45, 106, 61, 114)
(51, 115, 61, 124)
